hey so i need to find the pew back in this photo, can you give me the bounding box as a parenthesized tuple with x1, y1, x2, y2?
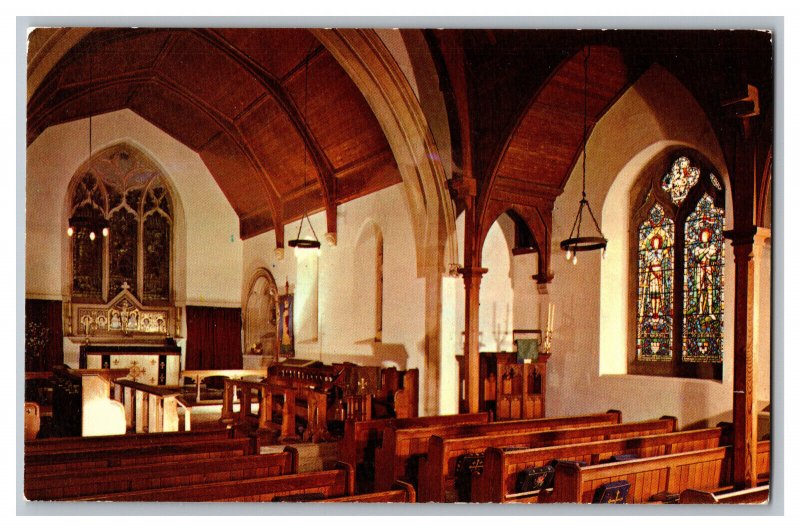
(376, 411, 623, 491)
(81, 463, 355, 502)
(680, 485, 769, 504)
(24, 438, 253, 475)
(422, 417, 676, 502)
(323, 481, 416, 503)
(24, 427, 232, 454)
(549, 446, 747, 503)
(25, 449, 297, 500)
(341, 412, 491, 490)
(473, 427, 725, 503)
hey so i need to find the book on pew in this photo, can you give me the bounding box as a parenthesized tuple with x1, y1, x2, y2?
(551, 459, 587, 468)
(515, 465, 555, 493)
(608, 453, 638, 462)
(593, 480, 631, 504)
(455, 453, 485, 502)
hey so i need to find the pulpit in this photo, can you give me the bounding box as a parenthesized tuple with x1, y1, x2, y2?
(53, 367, 129, 436)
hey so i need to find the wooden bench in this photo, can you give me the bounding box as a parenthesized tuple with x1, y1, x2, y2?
(340, 412, 491, 492)
(79, 462, 355, 502)
(471, 427, 726, 503)
(323, 481, 416, 503)
(24, 438, 253, 475)
(24, 427, 232, 455)
(548, 441, 770, 504)
(680, 485, 769, 504)
(25, 447, 298, 501)
(375, 411, 624, 492)
(420, 417, 677, 502)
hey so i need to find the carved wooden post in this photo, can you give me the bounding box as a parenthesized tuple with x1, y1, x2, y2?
(722, 84, 763, 489)
(221, 379, 235, 424)
(729, 230, 758, 488)
(280, 389, 297, 443)
(460, 266, 488, 414)
(258, 386, 272, 430)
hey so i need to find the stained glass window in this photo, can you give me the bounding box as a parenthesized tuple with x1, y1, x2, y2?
(69, 144, 174, 304)
(633, 156, 725, 376)
(636, 204, 675, 361)
(683, 195, 724, 363)
(661, 156, 700, 205)
(143, 211, 171, 302)
(71, 204, 103, 299)
(109, 208, 138, 296)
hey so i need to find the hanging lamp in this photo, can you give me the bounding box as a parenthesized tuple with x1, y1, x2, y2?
(559, 45, 607, 265)
(287, 47, 321, 253)
(67, 43, 109, 241)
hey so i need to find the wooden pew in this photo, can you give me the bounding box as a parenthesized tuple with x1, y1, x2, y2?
(24, 427, 232, 455)
(340, 412, 491, 492)
(24, 438, 253, 475)
(549, 441, 770, 504)
(472, 427, 726, 503)
(680, 485, 769, 504)
(25, 448, 298, 501)
(421, 417, 677, 502)
(79, 462, 355, 502)
(375, 411, 624, 492)
(550, 447, 728, 503)
(323, 481, 416, 503)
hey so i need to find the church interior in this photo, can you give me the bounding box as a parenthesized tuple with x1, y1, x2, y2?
(23, 27, 774, 504)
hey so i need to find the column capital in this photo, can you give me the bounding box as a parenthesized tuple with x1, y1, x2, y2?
(724, 226, 758, 247)
(457, 266, 488, 278)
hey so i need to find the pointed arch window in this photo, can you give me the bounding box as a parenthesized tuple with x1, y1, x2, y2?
(68, 145, 173, 304)
(630, 156, 725, 379)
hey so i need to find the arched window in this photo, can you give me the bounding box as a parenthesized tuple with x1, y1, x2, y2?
(68, 145, 173, 304)
(244, 269, 278, 360)
(353, 220, 384, 342)
(630, 156, 725, 379)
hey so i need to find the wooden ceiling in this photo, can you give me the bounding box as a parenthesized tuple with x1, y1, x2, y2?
(28, 28, 773, 248)
(27, 28, 401, 239)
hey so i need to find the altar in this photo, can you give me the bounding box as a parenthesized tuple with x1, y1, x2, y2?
(80, 344, 181, 386)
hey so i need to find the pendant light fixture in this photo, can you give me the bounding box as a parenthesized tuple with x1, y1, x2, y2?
(67, 42, 109, 241)
(559, 45, 607, 265)
(287, 47, 321, 253)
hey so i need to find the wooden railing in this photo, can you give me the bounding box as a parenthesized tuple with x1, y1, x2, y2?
(180, 369, 269, 404)
(221, 378, 330, 443)
(114, 379, 191, 434)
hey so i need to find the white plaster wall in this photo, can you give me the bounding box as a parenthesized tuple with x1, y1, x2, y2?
(545, 66, 752, 429)
(478, 217, 515, 353)
(26, 110, 243, 366)
(241, 184, 427, 382)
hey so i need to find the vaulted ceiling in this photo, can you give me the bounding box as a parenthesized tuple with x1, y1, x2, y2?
(423, 28, 772, 276)
(27, 28, 401, 239)
(28, 28, 773, 250)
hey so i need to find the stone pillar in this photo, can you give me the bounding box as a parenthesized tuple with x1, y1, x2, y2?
(459, 266, 488, 413)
